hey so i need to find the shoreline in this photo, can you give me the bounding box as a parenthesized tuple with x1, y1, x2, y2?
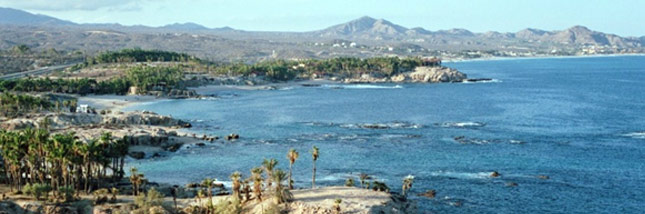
(445, 52, 645, 63)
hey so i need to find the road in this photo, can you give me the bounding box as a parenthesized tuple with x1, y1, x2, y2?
(0, 63, 79, 80)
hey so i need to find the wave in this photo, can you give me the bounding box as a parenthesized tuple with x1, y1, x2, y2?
(622, 131, 645, 139)
(429, 171, 497, 179)
(340, 122, 424, 130)
(437, 122, 486, 128)
(302, 121, 424, 130)
(278, 86, 294, 91)
(322, 84, 403, 89)
(461, 79, 502, 84)
(453, 136, 525, 145)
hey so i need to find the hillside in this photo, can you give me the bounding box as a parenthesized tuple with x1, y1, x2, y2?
(0, 7, 643, 64)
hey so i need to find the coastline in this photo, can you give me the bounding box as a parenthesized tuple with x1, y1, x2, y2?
(445, 53, 645, 63)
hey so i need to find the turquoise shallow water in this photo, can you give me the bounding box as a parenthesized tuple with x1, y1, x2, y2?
(125, 56, 645, 213)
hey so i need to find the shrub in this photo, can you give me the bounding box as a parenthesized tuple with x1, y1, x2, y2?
(134, 188, 165, 213)
(23, 183, 52, 200)
(58, 186, 75, 202)
(345, 178, 355, 187)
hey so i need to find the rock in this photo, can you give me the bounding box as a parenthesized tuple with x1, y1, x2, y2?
(409, 66, 467, 83)
(490, 171, 501, 178)
(506, 182, 519, 187)
(537, 175, 550, 180)
(196, 143, 205, 147)
(463, 78, 493, 82)
(418, 189, 437, 198)
(226, 133, 239, 141)
(128, 151, 145, 159)
(164, 143, 182, 152)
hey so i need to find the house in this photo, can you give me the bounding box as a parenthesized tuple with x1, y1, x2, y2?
(77, 104, 90, 113)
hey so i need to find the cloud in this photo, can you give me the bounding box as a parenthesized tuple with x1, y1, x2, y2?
(0, 0, 159, 11)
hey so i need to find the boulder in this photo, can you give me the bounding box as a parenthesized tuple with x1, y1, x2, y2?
(128, 151, 146, 159)
(490, 171, 501, 178)
(409, 66, 467, 83)
(418, 189, 437, 198)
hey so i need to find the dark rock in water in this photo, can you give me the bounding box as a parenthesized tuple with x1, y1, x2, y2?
(128, 151, 145, 159)
(301, 84, 321, 87)
(463, 78, 493, 82)
(418, 189, 437, 198)
(185, 183, 200, 188)
(361, 124, 389, 129)
(490, 171, 501, 178)
(226, 133, 240, 141)
(151, 153, 162, 158)
(182, 123, 192, 128)
(164, 143, 183, 152)
(196, 143, 206, 147)
(537, 175, 550, 180)
(506, 182, 518, 187)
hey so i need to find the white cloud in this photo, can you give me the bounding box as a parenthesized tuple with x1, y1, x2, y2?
(0, 0, 159, 11)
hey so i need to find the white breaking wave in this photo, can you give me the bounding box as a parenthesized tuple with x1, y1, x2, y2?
(438, 122, 486, 128)
(622, 132, 645, 139)
(322, 84, 403, 89)
(429, 171, 496, 179)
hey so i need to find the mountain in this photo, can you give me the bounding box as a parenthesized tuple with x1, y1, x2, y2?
(0, 7, 642, 62)
(313, 16, 409, 38)
(0, 7, 75, 26)
(514, 26, 641, 47)
(161, 22, 209, 31)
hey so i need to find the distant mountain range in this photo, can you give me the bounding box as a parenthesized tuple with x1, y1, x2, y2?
(0, 7, 643, 61)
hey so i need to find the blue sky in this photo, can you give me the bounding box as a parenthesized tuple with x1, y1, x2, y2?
(1, 0, 644, 36)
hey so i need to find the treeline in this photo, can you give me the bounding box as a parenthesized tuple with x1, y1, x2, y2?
(0, 93, 53, 118)
(212, 57, 426, 81)
(0, 66, 183, 95)
(0, 129, 129, 201)
(71, 49, 199, 71)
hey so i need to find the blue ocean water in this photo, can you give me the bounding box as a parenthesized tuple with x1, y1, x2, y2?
(125, 56, 645, 213)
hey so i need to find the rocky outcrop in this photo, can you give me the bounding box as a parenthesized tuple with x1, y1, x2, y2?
(406, 66, 466, 83)
(104, 111, 190, 127)
(343, 66, 466, 83)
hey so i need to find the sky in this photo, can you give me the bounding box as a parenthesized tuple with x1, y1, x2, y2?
(1, 0, 644, 36)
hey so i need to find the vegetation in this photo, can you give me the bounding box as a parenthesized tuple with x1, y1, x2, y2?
(251, 167, 264, 201)
(0, 93, 54, 118)
(262, 158, 278, 188)
(286, 148, 299, 190)
(311, 146, 319, 189)
(133, 188, 165, 214)
(0, 129, 129, 199)
(345, 178, 355, 187)
(230, 172, 242, 200)
(70, 48, 198, 71)
(212, 57, 426, 81)
(0, 66, 184, 95)
(271, 169, 293, 204)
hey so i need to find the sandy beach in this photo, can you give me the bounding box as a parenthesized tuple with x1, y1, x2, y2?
(77, 94, 160, 111)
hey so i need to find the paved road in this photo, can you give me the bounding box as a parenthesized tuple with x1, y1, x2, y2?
(0, 63, 79, 80)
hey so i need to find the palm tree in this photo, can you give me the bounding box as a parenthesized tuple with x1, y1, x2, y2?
(287, 148, 299, 189)
(262, 158, 278, 188)
(311, 146, 319, 189)
(272, 169, 293, 204)
(201, 178, 215, 212)
(359, 173, 370, 189)
(402, 175, 414, 197)
(129, 167, 144, 196)
(251, 167, 263, 201)
(230, 171, 242, 200)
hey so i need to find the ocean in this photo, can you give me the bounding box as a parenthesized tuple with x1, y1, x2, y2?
(125, 55, 645, 213)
